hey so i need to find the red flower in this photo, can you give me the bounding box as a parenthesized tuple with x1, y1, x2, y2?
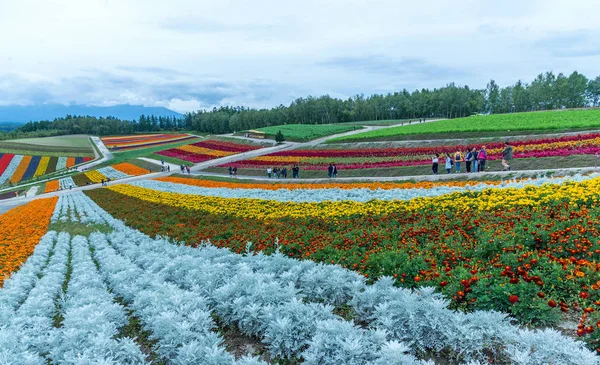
(537, 292, 545, 298)
(548, 299, 557, 307)
(439, 281, 448, 287)
(509, 295, 519, 304)
(581, 292, 590, 299)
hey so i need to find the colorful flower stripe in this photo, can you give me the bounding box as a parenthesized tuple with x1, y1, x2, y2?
(108, 175, 600, 220)
(0, 153, 15, 176)
(102, 133, 190, 146)
(10, 155, 32, 183)
(0, 197, 57, 286)
(44, 180, 59, 193)
(135, 175, 584, 203)
(154, 176, 508, 191)
(157, 139, 261, 164)
(33, 156, 50, 178)
(102, 134, 194, 150)
(0, 155, 93, 185)
(0, 155, 23, 185)
(56, 156, 67, 170)
(190, 140, 261, 153)
(177, 144, 235, 157)
(84, 170, 107, 183)
(112, 162, 149, 176)
(66, 157, 76, 168)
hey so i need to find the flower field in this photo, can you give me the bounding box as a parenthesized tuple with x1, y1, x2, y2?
(157, 139, 263, 164)
(330, 108, 600, 142)
(0, 191, 595, 363)
(224, 132, 600, 171)
(71, 164, 147, 186)
(101, 133, 195, 151)
(43, 180, 59, 193)
(0, 197, 57, 286)
(81, 174, 600, 352)
(0, 153, 92, 186)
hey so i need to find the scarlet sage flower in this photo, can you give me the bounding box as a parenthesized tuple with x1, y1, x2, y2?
(509, 295, 519, 304)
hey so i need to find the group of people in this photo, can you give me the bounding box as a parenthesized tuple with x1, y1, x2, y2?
(327, 163, 338, 178)
(179, 164, 191, 174)
(100, 178, 111, 186)
(228, 166, 238, 177)
(431, 142, 513, 175)
(266, 165, 300, 179)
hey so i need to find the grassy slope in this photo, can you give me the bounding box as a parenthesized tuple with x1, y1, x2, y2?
(0, 135, 94, 156)
(329, 109, 600, 142)
(255, 124, 361, 142)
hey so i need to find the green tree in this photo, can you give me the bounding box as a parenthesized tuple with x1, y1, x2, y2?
(587, 76, 600, 106)
(275, 130, 285, 143)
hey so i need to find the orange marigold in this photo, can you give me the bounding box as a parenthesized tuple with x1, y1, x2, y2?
(0, 197, 57, 287)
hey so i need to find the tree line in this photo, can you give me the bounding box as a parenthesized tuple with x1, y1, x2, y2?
(4, 70, 600, 138)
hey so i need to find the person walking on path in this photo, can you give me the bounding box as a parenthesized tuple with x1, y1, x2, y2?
(465, 149, 472, 173)
(228, 166, 233, 177)
(328, 163, 334, 178)
(167, 165, 170, 172)
(233, 166, 237, 177)
(502, 142, 513, 171)
(445, 153, 453, 174)
(333, 164, 338, 178)
(478, 146, 487, 172)
(471, 148, 479, 173)
(432, 154, 439, 175)
(282, 167, 287, 178)
(454, 150, 463, 173)
(267, 167, 272, 179)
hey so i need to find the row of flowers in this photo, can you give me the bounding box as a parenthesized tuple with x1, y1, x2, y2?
(222, 132, 600, 170)
(157, 139, 262, 164)
(101, 133, 194, 150)
(137, 174, 598, 203)
(0, 197, 57, 286)
(106, 174, 600, 219)
(0, 153, 92, 185)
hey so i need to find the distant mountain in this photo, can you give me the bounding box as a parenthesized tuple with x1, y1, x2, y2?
(0, 104, 183, 125)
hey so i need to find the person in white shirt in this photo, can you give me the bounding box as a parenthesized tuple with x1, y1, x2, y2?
(431, 154, 439, 175)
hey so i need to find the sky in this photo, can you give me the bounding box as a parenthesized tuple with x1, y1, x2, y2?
(0, 0, 598, 113)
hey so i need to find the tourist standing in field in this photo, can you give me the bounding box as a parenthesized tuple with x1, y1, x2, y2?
(502, 142, 513, 171)
(432, 154, 439, 175)
(328, 164, 334, 178)
(454, 150, 463, 173)
(282, 167, 287, 178)
(228, 166, 233, 176)
(471, 148, 479, 173)
(465, 149, 472, 173)
(333, 164, 338, 178)
(267, 167, 272, 178)
(478, 147, 487, 172)
(233, 166, 237, 177)
(445, 153, 453, 174)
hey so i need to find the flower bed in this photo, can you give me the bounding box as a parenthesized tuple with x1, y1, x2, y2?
(0, 154, 93, 186)
(157, 139, 262, 163)
(84, 170, 107, 183)
(223, 132, 600, 170)
(101, 133, 194, 150)
(0, 190, 588, 363)
(111, 162, 149, 176)
(83, 175, 600, 351)
(43, 180, 59, 193)
(0, 197, 57, 286)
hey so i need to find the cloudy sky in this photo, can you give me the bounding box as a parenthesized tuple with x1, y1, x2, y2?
(0, 0, 598, 112)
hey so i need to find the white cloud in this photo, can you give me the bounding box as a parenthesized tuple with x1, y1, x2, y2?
(0, 0, 598, 112)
